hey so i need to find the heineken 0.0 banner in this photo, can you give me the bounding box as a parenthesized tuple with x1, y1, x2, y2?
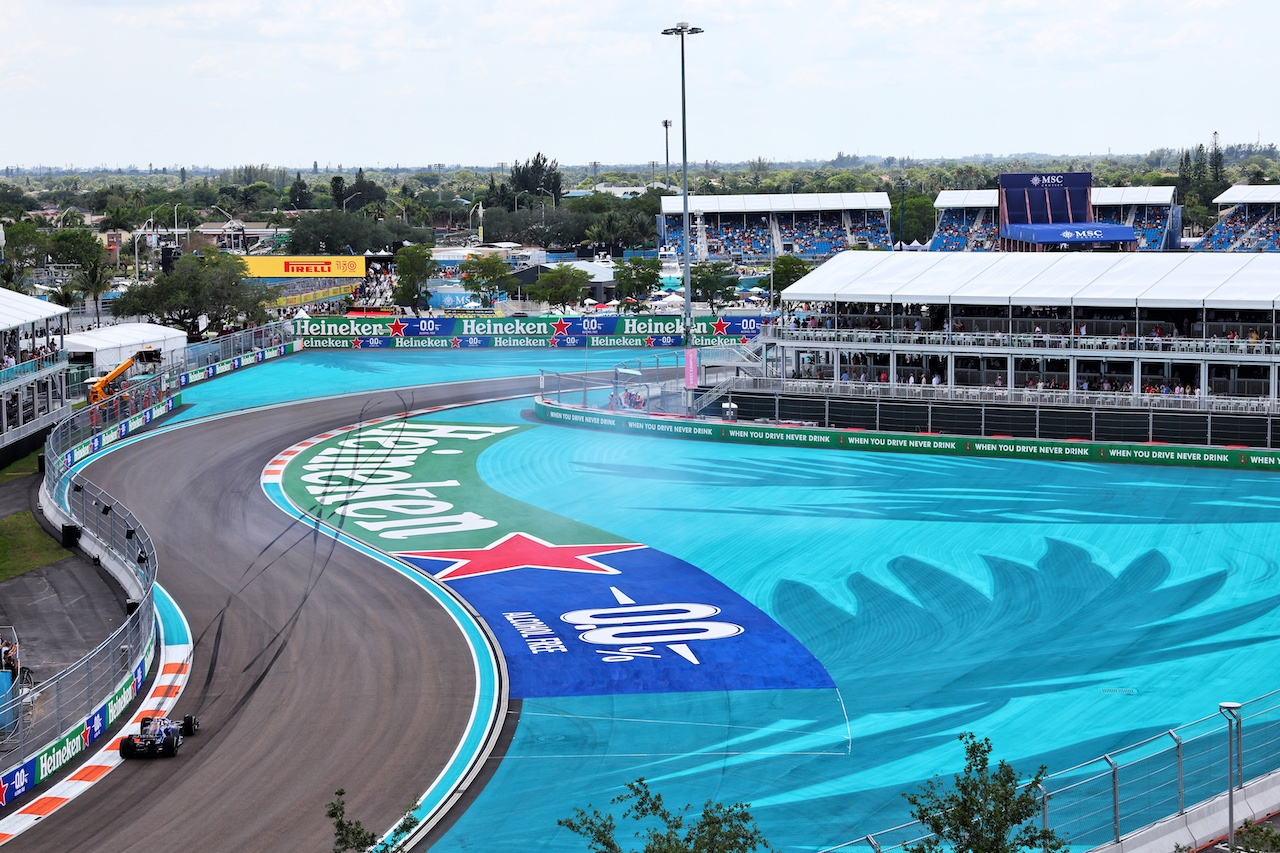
(293, 315, 766, 349)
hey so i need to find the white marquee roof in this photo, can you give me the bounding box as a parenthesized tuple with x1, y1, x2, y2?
(934, 190, 999, 209)
(1214, 185, 1280, 205)
(1091, 186, 1176, 206)
(661, 192, 891, 216)
(934, 186, 1175, 210)
(782, 251, 1280, 310)
(0, 287, 69, 332)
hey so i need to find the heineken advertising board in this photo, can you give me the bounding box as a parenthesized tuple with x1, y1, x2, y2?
(536, 399, 1280, 472)
(264, 417, 832, 698)
(292, 315, 766, 349)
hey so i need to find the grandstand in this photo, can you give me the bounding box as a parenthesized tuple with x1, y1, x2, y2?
(658, 192, 892, 262)
(929, 185, 1178, 253)
(1196, 185, 1280, 252)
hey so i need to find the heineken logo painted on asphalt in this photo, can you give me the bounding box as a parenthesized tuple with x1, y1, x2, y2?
(264, 415, 832, 698)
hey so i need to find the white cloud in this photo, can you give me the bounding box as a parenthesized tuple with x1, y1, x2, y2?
(2, 0, 1277, 168)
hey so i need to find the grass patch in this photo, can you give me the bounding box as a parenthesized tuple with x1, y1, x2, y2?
(1, 450, 41, 478)
(0, 512, 69, 582)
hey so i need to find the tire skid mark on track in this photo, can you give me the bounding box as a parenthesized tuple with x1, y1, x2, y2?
(0, 584, 193, 846)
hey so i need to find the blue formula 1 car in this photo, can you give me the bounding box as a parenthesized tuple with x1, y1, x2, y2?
(119, 714, 199, 759)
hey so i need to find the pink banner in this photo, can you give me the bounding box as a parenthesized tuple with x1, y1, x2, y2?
(684, 348, 698, 388)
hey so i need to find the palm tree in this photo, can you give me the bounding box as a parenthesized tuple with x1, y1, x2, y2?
(48, 280, 83, 310)
(73, 248, 114, 326)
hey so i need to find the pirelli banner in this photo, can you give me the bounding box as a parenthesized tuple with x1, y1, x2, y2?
(242, 256, 367, 278)
(294, 315, 766, 349)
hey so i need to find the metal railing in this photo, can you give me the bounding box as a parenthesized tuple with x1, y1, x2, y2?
(2, 454, 156, 777)
(763, 326, 1280, 358)
(699, 375, 1280, 416)
(0, 352, 67, 389)
(831, 693, 1280, 853)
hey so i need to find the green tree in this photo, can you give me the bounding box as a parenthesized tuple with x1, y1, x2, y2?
(326, 788, 419, 853)
(0, 221, 47, 293)
(48, 228, 105, 268)
(557, 777, 772, 853)
(613, 257, 662, 311)
(769, 255, 810, 296)
(111, 252, 277, 335)
(510, 153, 564, 204)
(903, 733, 1066, 853)
(73, 246, 114, 326)
(288, 173, 315, 209)
(457, 254, 514, 305)
(98, 206, 138, 233)
(690, 261, 738, 312)
(392, 244, 439, 312)
(529, 264, 592, 312)
(48, 279, 82, 310)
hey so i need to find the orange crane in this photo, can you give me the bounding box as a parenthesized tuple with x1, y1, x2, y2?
(89, 348, 162, 404)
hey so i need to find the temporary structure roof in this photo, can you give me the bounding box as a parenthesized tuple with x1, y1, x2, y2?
(61, 323, 187, 372)
(661, 192, 891, 216)
(1214, 185, 1280, 205)
(1091, 186, 1176, 205)
(0, 288, 69, 332)
(934, 190, 999, 209)
(781, 252, 1280, 309)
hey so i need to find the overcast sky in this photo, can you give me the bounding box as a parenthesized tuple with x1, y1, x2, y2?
(3, 0, 1274, 172)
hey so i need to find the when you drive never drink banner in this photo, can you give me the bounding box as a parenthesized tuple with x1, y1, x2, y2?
(293, 315, 766, 349)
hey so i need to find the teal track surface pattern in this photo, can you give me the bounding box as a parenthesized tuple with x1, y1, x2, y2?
(179, 352, 1280, 852)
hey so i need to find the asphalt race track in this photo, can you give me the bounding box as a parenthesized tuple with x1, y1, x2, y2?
(9, 376, 545, 852)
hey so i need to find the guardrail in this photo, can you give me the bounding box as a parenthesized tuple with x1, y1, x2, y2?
(0, 321, 299, 809)
(1, 414, 158, 806)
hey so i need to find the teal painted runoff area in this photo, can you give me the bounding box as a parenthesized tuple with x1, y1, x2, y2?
(181, 353, 1280, 852)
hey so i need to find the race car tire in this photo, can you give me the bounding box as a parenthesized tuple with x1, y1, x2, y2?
(182, 715, 198, 736)
(161, 735, 178, 758)
(119, 738, 136, 760)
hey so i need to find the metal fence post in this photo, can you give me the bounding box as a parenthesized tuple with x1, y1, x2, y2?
(1104, 754, 1120, 842)
(1039, 784, 1049, 853)
(1169, 730, 1184, 813)
(1220, 702, 1242, 849)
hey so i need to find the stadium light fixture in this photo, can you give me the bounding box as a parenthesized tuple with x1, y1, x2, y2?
(662, 21, 702, 349)
(1219, 701, 1243, 849)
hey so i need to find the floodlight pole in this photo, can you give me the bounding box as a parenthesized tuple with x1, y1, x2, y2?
(662, 21, 702, 349)
(662, 120, 672, 188)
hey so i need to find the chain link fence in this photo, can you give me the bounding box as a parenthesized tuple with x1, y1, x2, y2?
(821, 695, 1280, 853)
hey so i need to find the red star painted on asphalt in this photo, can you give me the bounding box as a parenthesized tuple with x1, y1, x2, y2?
(551, 317, 572, 336)
(711, 317, 730, 335)
(387, 318, 407, 336)
(404, 532, 644, 581)
(351, 338, 362, 348)
(644, 336, 655, 346)
(450, 337, 462, 347)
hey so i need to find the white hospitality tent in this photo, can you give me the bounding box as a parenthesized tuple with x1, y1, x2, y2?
(781, 251, 1280, 313)
(61, 323, 188, 375)
(0, 287, 70, 356)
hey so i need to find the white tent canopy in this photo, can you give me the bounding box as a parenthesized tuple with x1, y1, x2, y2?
(781, 251, 1280, 310)
(61, 323, 187, 374)
(1214, 185, 1280, 205)
(661, 192, 891, 216)
(0, 288, 69, 333)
